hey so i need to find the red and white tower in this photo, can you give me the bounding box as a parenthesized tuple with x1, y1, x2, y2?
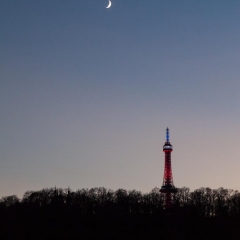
(160, 128, 177, 208)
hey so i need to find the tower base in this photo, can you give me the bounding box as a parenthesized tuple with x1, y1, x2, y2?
(160, 186, 177, 208)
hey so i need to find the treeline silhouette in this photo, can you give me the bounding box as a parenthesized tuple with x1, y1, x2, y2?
(1, 187, 240, 239)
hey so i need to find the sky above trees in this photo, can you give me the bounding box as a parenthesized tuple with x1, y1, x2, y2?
(0, 0, 240, 197)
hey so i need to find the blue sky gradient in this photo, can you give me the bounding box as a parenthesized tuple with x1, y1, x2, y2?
(1, 0, 240, 197)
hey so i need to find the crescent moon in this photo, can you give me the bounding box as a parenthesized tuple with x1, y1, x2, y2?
(106, 0, 112, 8)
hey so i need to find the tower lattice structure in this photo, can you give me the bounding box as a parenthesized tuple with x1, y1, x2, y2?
(160, 128, 177, 208)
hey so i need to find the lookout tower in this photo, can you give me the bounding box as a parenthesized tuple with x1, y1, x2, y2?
(160, 128, 177, 208)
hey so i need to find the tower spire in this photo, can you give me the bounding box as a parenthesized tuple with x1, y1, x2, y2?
(166, 128, 169, 142)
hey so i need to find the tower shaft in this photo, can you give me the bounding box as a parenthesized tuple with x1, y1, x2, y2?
(163, 151, 174, 186)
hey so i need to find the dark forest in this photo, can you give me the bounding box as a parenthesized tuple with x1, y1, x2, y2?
(1, 187, 240, 239)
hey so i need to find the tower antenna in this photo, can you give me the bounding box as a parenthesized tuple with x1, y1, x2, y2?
(166, 127, 169, 142)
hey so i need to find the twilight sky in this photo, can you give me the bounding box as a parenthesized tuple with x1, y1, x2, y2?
(1, 0, 240, 198)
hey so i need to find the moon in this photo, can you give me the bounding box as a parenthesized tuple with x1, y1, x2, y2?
(106, 0, 112, 8)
